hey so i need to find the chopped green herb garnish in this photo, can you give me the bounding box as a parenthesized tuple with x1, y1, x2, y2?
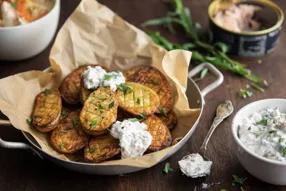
(99, 105, 104, 110)
(72, 118, 79, 126)
(269, 130, 277, 134)
(26, 118, 32, 125)
(232, 175, 247, 185)
(151, 79, 158, 85)
(61, 127, 72, 133)
(255, 119, 268, 126)
(118, 84, 132, 95)
(108, 101, 115, 108)
(250, 82, 265, 93)
(163, 162, 173, 173)
(98, 98, 107, 101)
(61, 111, 68, 118)
(279, 138, 284, 143)
(239, 89, 253, 99)
(232, 183, 235, 186)
(139, 113, 147, 119)
(59, 144, 64, 150)
(43, 88, 52, 95)
(158, 105, 167, 116)
(220, 189, 227, 191)
(33, 115, 40, 118)
(10, 2, 16, 8)
(200, 68, 208, 79)
(240, 187, 245, 191)
(136, 98, 141, 104)
(128, 118, 139, 122)
(248, 127, 251, 130)
(89, 148, 98, 153)
(104, 75, 112, 81)
(90, 120, 97, 130)
(85, 119, 89, 124)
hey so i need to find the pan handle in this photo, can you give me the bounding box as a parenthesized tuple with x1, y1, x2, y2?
(0, 120, 43, 159)
(188, 62, 224, 98)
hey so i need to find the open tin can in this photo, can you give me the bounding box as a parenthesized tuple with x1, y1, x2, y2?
(208, 0, 284, 57)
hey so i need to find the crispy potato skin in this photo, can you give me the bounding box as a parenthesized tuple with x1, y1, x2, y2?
(84, 135, 121, 163)
(80, 87, 118, 135)
(157, 110, 177, 130)
(80, 85, 93, 104)
(59, 65, 109, 104)
(116, 82, 160, 116)
(59, 66, 89, 104)
(143, 115, 172, 152)
(132, 66, 173, 114)
(50, 111, 89, 154)
(32, 89, 62, 133)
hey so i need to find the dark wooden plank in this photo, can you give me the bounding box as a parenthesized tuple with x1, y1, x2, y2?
(0, 0, 286, 190)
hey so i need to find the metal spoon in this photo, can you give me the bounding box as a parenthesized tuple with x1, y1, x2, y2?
(199, 100, 234, 160)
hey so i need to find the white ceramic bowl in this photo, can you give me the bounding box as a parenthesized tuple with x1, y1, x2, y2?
(232, 99, 286, 185)
(0, 0, 60, 61)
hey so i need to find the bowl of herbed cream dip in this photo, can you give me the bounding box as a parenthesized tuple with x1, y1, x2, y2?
(232, 99, 286, 185)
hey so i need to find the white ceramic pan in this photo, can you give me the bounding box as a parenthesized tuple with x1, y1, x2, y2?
(0, 63, 223, 175)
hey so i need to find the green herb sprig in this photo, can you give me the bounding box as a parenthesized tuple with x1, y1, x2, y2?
(142, 0, 266, 90)
(163, 162, 173, 173)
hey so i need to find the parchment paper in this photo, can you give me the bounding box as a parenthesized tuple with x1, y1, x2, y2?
(0, 0, 201, 167)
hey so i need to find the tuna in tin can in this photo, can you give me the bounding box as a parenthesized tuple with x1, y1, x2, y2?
(208, 0, 284, 58)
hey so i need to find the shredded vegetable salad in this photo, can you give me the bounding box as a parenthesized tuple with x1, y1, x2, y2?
(0, 0, 54, 27)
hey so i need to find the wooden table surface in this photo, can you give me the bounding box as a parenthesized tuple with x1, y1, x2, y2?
(1, 0, 286, 190)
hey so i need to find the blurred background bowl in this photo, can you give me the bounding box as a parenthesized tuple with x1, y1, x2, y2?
(0, 0, 60, 61)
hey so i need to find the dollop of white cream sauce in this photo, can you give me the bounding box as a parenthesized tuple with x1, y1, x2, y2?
(82, 66, 125, 91)
(178, 153, 212, 178)
(239, 108, 286, 162)
(110, 119, 152, 159)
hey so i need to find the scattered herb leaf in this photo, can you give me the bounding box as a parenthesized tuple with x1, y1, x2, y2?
(283, 147, 286, 157)
(59, 144, 64, 150)
(104, 75, 112, 81)
(99, 105, 104, 110)
(279, 137, 284, 143)
(139, 113, 147, 119)
(255, 119, 268, 126)
(232, 175, 247, 185)
(72, 118, 79, 126)
(240, 187, 245, 191)
(61, 111, 68, 118)
(118, 84, 132, 95)
(128, 118, 139, 122)
(109, 101, 115, 108)
(61, 127, 72, 133)
(200, 68, 208, 79)
(136, 98, 141, 104)
(250, 83, 265, 93)
(220, 189, 227, 191)
(10, 2, 16, 8)
(269, 130, 277, 134)
(151, 79, 158, 85)
(158, 105, 167, 116)
(89, 148, 98, 153)
(163, 162, 173, 173)
(33, 115, 40, 118)
(43, 88, 52, 95)
(26, 118, 32, 125)
(239, 89, 253, 99)
(90, 120, 97, 130)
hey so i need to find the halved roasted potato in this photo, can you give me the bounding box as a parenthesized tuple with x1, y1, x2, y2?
(142, 115, 172, 152)
(132, 66, 174, 114)
(50, 111, 89, 154)
(80, 87, 118, 135)
(116, 82, 160, 116)
(123, 65, 145, 81)
(84, 135, 121, 163)
(59, 65, 89, 104)
(32, 89, 62, 133)
(157, 110, 177, 130)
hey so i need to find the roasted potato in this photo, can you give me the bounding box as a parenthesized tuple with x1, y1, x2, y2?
(80, 87, 118, 135)
(80, 85, 93, 104)
(59, 65, 89, 104)
(50, 111, 89, 154)
(143, 115, 172, 152)
(132, 66, 174, 114)
(32, 89, 62, 133)
(116, 82, 160, 116)
(59, 65, 109, 104)
(157, 110, 177, 130)
(84, 135, 121, 163)
(123, 65, 145, 81)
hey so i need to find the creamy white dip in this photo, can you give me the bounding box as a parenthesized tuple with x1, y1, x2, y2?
(239, 108, 286, 162)
(178, 153, 212, 178)
(82, 66, 125, 91)
(110, 119, 152, 159)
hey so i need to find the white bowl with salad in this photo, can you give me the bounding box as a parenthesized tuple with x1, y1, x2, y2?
(0, 0, 60, 60)
(232, 99, 286, 185)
